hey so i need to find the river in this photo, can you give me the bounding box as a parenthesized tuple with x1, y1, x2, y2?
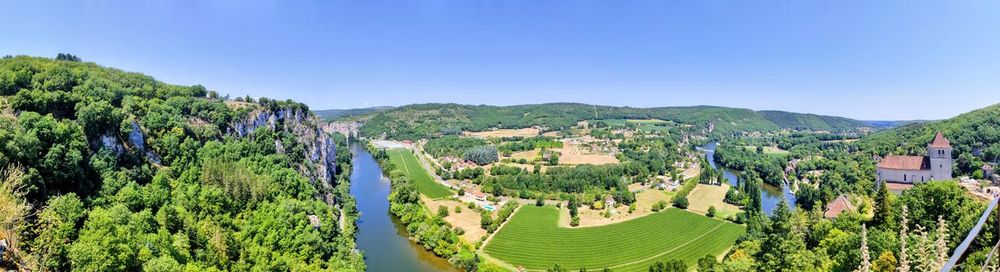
(349, 143, 459, 272)
(699, 142, 796, 215)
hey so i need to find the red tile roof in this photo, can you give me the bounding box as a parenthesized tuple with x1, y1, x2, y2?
(929, 132, 951, 148)
(878, 155, 930, 170)
(824, 195, 855, 218)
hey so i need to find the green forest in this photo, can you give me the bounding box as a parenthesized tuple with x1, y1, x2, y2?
(351, 103, 867, 140)
(0, 55, 363, 271)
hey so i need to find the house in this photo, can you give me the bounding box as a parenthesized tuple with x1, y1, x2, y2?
(876, 132, 952, 185)
(824, 195, 855, 218)
(471, 190, 487, 202)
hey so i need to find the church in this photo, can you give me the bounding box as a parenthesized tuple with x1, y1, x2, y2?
(876, 132, 953, 184)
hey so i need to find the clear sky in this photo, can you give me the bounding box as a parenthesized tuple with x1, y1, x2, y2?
(2, 1, 998, 120)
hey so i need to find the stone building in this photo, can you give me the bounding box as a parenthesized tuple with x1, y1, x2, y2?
(876, 132, 953, 184)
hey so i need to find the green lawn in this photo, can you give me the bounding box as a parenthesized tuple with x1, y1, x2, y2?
(386, 148, 453, 199)
(483, 206, 745, 271)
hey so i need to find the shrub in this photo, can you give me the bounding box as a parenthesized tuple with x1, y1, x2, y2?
(437, 205, 450, 217)
(570, 216, 580, 227)
(454, 206, 462, 213)
(672, 196, 689, 209)
(652, 200, 667, 212)
(536, 196, 545, 206)
(707, 206, 716, 217)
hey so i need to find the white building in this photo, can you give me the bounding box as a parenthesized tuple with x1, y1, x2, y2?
(877, 132, 953, 184)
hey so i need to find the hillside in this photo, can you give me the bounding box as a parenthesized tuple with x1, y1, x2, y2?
(858, 103, 1000, 175)
(758, 110, 867, 131)
(0, 55, 364, 270)
(315, 106, 393, 120)
(355, 103, 868, 140)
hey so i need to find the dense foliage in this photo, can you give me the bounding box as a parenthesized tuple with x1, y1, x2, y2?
(355, 103, 868, 140)
(423, 136, 487, 158)
(859, 103, 1000, 175)
(0, 56, 363, 271)
(463, 146, 499, 166)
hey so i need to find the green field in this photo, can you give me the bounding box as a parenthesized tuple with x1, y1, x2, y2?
(386, 148, 453, 199)
(483, 206, 744, 271)
(591, 119, 673, 132)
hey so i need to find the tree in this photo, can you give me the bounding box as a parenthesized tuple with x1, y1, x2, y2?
(548, 264, 569, 272)
(873, 180, 894, 228)
(872, 252, 897, 272)
(55, 53, 81, 62)
(464, 146, 499, 165)
(697, 255, 719, 272)
(707, 206, 716, 218)
(437, 205, 450, 217)
(672, 195, 688, 209)
(648, 259, 686, 272)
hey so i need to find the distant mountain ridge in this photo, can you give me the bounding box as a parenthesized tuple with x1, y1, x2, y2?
(349, 103, 871, 140)
(315, 106, 394, 120)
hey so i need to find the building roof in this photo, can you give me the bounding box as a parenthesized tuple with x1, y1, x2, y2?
(929, 132, 951, 148)
(878, 155, 930, 170)
(824, 195, 855, 218)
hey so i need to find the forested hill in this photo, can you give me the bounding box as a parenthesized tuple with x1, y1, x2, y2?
(315, 106, 393, 120)
(0, 55, 364, 270)
(352, 103, 867, 140)
(858, 102, 1000, 175)
(757, 110, 866, 131)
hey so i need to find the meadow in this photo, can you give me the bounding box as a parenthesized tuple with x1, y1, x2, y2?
(483, 206, 745, 271)
(386, 148, 454, 199)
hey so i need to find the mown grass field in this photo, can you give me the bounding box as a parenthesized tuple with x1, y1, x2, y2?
(483, 206, 744, 271)
(386, 148, 453, 199)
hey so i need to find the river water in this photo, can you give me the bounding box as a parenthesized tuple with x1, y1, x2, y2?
(349, 143, 458, 272)
(699, 142, 796, 215)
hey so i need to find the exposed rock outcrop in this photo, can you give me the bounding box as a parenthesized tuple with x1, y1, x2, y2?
(229, 107, 339, 205)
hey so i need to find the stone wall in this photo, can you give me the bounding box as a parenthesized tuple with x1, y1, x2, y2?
(877, 168, 932, 183)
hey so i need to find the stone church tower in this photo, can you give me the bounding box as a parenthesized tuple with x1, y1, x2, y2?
(928, 131, 953, 180)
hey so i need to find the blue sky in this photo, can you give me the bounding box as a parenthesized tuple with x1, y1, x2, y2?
(2, 1, 998, 120)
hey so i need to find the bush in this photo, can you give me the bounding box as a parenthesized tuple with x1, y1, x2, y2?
(570, 216, 580, 227)
(437, 205, 450, 217)
(464, 146, 499, 165)
(652, 200, 667, 212)
(707, 206, 716, 217)
(536, 196, 545, 206)
(454, 206, 462, 213)
(672, 196, 689, 209)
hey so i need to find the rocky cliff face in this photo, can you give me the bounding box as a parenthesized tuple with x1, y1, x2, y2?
(229, 108, 339, 205)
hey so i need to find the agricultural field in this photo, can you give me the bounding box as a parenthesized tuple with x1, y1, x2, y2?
(687, 184, 741, 219)
(742, 145, 790, 155)
(590, 119, 674, 132)
(465, 127, 540, 138)
(483, 206, 745, 271)
(386, 148, 454, 199)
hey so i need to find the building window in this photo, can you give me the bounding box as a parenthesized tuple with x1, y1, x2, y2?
(904, 175, 907, 182)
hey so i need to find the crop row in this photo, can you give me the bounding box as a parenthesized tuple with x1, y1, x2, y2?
(386, 149, 453, 198)
(483, 206, 744, 271)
